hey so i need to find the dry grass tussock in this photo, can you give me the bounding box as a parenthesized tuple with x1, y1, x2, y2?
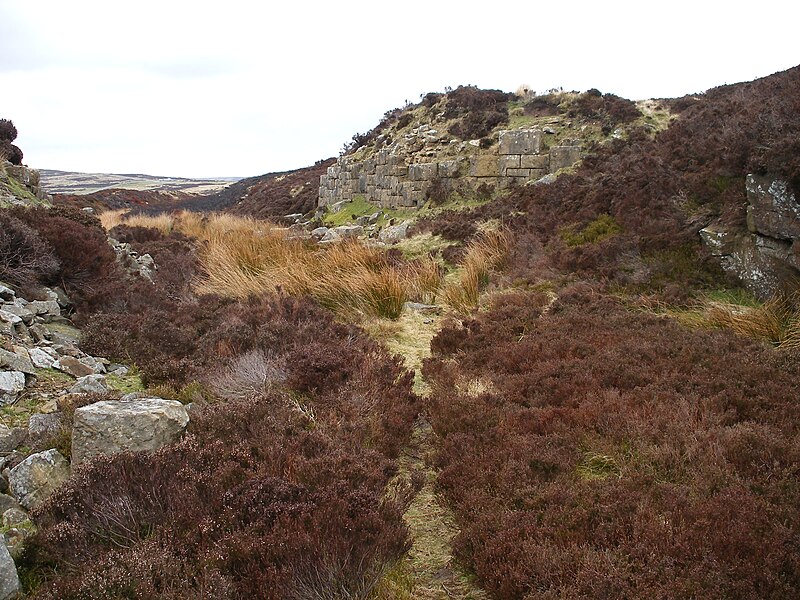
(704, 291, 800, 349)
(442, 228, 512, 312)
(100, 210, 442, 319)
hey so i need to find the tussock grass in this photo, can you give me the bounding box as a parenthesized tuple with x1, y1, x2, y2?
(101, 210, 442, 320)
(442, 229, 512, 313)
(704, 291, 800, 349)
(99, 209, 127, 231)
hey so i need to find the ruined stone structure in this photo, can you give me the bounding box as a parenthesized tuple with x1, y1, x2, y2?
(319, 127, 581, 210)
(701, 174, 800, 298)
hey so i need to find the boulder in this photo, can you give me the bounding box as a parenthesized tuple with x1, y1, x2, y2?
(0, 372, 25, 405)
(310, 226, 330, 240)
(53, 356, 95, 378)
(71, 398, 190, 466)
(68, 374, 109, 395)
(0, 348, 34, 375)
(379, 221, 411, 244)
(28, 413, 62, 440)
(0, 285, 14, 302)
(332, 225, 363, 239)
(0, 426, 26, 454)
(27, 299, 60, 318)
(0, 310, 21, 326)
(1, 301, 33, 325)
(28, 347, 57, 369)
(0, 495, 20, 516)
(0, 542, 19, 600)
(8, 449, 71, 509)
(2, 508, 28, 529)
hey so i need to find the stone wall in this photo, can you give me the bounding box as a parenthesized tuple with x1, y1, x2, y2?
(319, 128, 581, 210)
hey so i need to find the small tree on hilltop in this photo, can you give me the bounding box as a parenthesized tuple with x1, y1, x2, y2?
(0, 119, 17, 142)
(0, 119, 23, 165)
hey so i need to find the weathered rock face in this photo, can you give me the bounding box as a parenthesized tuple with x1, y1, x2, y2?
(0, 372, 25, 405)
(71, 398, 190, 466)
(319, 127, 581, 210)
(700, 174, 800, 298)
(8, 449, 71, 510)
(0, 161, 51, 206)
(0, 542, 19, 600)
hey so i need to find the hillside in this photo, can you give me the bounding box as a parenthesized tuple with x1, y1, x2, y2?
(0, 66, 799, 599)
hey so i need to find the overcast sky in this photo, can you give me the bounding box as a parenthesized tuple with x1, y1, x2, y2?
(1, 1, 798, 178)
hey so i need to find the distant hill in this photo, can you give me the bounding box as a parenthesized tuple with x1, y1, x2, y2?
(40, 169, 240, 195)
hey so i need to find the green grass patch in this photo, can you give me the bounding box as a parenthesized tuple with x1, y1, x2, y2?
(576, 450, 621, 481)
(106, 368, 145, 394)
(560, 214, 621, 247)
(322, 195, 381, 227)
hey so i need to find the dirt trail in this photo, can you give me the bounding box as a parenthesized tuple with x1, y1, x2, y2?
(369, 311, 488, 599)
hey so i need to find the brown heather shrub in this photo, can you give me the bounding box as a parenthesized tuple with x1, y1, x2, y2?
(422, 288, 800, 598)
(0, 212, 59, 288)
(23, 288, 417, 597)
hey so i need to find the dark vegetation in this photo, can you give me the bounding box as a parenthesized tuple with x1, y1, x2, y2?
(423, 288, 800, 598)
(444, 85, 514, 140)
(0, 205, 120, 308)
(2, 208, 418, 597)
(0, 118, 24, 165)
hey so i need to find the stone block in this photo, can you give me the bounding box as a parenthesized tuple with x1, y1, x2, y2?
(549, 146, 582, 172)
(469, 155, 499, 178)
(499, 155, 521, 175)
(499, 129, 542, 155)
(438, 159, 463, 178)
(520, 154, 550, 169)
(408, 163, 438, 181)
(506, 168, 532, 178)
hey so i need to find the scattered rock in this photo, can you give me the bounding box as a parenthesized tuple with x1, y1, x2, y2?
(0, 542, 19, 600)
(2, 508, 27, 529)
(379, 221, 411, 244)
(0, 495, 20, 516)
(0, 426, 26, 454)
(0, 311, 21, 326)
(310, 226, 330, 240)
(0, 286, 14, 302)
(404, 302, 442, 315)
(68, 374, 109, 395)
(0, 347, 35, 375)
(533, 173, 558, 186)
(71, 398, 190, 466)
(28, 413, 62, 441)
(27, 299, 60, 318)
(28, 347, 58, 369)
(107, 364, 129, 376)
(53, 356, 95, 378)
(8, 449, 71, 509)
(0, 372, 25, 405)
(332, 225, 363, 239)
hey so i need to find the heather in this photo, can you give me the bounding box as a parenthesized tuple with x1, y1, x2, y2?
(423, 288, 800, 598)
(15, 227, 418, 598)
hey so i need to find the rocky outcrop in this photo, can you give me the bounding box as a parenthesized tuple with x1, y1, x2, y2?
(701, 174, 800, 298)
(319, 127, 581, 210)
(71, 397, 190, 466)
(0, 161, 51, 206)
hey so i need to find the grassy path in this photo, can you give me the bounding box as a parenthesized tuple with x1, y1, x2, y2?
(367, 311, 488, 599)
